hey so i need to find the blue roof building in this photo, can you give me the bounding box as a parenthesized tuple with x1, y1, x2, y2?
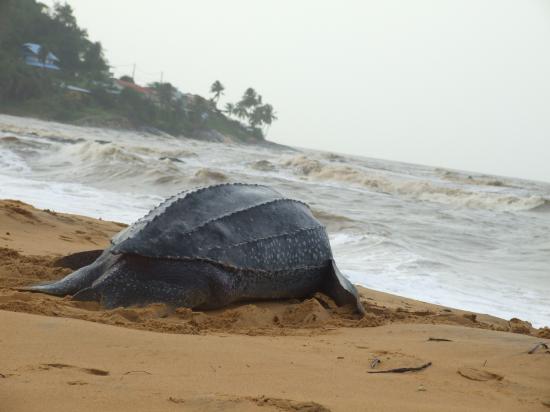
(22, 43, 60, 70)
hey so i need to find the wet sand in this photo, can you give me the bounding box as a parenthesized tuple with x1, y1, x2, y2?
(1, 199, 549, 411)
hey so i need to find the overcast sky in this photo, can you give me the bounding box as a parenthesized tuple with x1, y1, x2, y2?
(45, 1, 550, 182)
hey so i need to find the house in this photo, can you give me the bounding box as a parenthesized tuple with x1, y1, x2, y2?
(22, 43, 60, 70)
(112, 79, 157, 98)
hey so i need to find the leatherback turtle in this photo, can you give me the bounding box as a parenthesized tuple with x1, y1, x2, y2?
(25, 183, 364, 314)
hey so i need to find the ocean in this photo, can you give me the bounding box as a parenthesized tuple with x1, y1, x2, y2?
(1, 114, 549, 327)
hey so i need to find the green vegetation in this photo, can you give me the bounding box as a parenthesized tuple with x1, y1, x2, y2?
(222, 87, 278, 138)
(0, 0, 277, 141)
(209, 80, 225, 108)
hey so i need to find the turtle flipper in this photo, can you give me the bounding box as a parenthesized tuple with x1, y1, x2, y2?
(20, 249, 111, 297)
(324, 260, 365, 315)
(20, 264, 99, 296)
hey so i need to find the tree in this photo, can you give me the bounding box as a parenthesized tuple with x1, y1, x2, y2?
(82, 41, 109, 79)
(249, 105, 264, 128)
(224, 102, 235, 117)
(260, 103, 277, 137)
(209, 80, 224, 107)
(150, 82, 176, 110)
(50, 2, 90, 73)
(120, 75, 135, 83)
(240, 87, 258, 109)
(52, 2, 78, 29)
(233, 102, 249, 120)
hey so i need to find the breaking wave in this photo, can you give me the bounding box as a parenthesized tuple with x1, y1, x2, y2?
(282, 155, 547, 211)
(192, 168, 229, 184)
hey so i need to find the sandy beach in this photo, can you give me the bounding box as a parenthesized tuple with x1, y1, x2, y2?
(1, 199, 549, 411)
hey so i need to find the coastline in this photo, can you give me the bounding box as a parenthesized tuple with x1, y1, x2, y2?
(1, 199, 549, 411)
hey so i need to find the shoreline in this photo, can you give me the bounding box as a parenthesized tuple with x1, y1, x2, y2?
(1, 199, 549, 411)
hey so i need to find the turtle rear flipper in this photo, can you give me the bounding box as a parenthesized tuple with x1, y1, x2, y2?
(20, 249, 111, 296)
(324, 260, 365, 315)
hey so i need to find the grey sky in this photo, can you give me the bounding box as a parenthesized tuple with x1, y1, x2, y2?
(46, 1, 550, 182)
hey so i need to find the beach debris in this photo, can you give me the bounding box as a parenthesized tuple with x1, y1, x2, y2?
(40, 363, 110, 376)
(0, 373, 6, 378)
(122, 370, 152, 376)
(463, 313, 477, 322)
(542, 399, 550, 408)
(251, 396, 331, 412)
(368, 362, 432, 374)
(67, 380, 88, 385)
(417, 384, 427, 392)
(457, 367, 503, 382)
(527, 342, 549, 354)
(428, 337, 452, 342)
(370, 358, 381, 369)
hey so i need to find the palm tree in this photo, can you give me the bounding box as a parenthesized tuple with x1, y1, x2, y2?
(260, 104, 277, 125)
(249, 106, 264, 128)
(224, 102, 235, 117)
(210, 80, 225, 107)
(233, 102, 249, 120)
(260, 104, 277, 137)
(240, 87, 258, 108)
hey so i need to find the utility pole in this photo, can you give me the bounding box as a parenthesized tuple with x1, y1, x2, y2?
(132, 63, 136, 82)
(160, 71, 164, 84)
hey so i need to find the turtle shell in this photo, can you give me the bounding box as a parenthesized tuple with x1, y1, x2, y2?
(111, 183, 332, 271)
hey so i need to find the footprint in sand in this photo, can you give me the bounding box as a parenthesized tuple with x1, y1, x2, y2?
(167, 395, 331, 411)
(457, 367, 503, 382)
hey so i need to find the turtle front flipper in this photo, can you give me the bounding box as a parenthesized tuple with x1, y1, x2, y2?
(324, 260, 365, 315)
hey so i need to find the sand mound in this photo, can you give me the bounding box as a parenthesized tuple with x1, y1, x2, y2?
(0, 199, 124, 255)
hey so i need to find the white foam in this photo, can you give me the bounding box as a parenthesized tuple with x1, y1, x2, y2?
(330, 233, 550, 327)
(0, 148, 31, 173)
(0, 173, 157, 223)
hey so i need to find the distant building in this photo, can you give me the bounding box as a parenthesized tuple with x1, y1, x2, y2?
(22, 43, 60, 70)
(112, 79, 156, 98)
